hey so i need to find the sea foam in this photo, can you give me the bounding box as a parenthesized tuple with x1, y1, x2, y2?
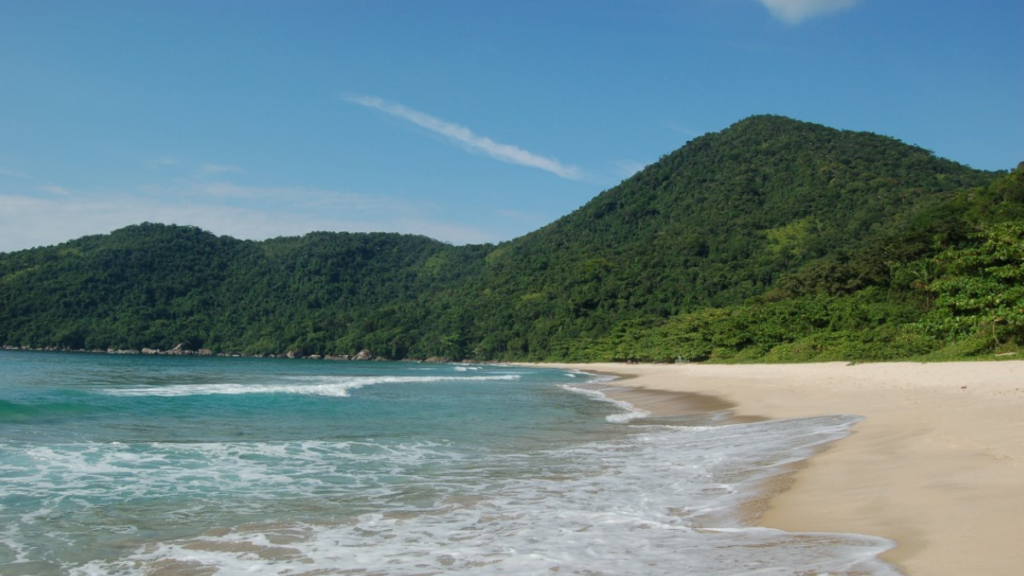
(57, 415, 897, 576)
(100, 374, 521, 397)
(559, 383, 652, 423)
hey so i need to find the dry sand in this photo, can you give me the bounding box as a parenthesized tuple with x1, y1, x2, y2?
(536, 361, 1024, 576)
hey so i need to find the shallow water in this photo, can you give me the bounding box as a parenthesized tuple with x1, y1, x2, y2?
(0, 351, 899, 575)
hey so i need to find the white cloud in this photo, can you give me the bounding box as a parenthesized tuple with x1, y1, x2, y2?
(755, 0, 860, 24)
(347, 94, 583, 180)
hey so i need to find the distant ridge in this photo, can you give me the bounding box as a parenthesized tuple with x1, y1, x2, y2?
(2, 116, 1020, 361)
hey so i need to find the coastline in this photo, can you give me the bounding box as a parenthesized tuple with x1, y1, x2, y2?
(534, 361, 1024, 576)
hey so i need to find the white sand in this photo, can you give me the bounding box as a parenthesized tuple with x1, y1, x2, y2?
(535, 361, 1024, 576)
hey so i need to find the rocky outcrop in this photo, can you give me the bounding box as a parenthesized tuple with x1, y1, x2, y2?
(353, 349, 373, 361)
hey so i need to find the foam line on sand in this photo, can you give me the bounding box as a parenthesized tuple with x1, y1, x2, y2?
(538, 361, 1024, 576)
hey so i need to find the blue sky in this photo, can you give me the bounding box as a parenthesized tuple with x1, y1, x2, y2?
(1, 0, 1021, 252)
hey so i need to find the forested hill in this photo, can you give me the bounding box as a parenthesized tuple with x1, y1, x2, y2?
(2, 115, 1021, 362)
(463, 116, 996, 357)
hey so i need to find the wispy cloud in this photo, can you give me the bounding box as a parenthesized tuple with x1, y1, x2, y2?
(347, 94, 582, 180)
(37, 184, 74, 197)
(150, 156, 178, 167)
(0, 167, 34, 181)
(1, 167, 76, 197)
(754, 0, 860, 24)
(200, 163, 243, 175)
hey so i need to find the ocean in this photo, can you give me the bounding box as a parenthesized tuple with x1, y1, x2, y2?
(0, 351, 899, 575)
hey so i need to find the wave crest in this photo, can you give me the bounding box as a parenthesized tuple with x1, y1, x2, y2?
(102, 374, 521, 398)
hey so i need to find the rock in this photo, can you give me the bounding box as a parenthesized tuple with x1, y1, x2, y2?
(353, 349, 373, 361)
(308, 354, 322, 360)
(198, 349, 213, 356)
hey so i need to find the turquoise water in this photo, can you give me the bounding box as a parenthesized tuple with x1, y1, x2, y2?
(0, 351, 899, 575)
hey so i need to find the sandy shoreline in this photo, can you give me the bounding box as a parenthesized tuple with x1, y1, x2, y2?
(531, 361, 1024, 576)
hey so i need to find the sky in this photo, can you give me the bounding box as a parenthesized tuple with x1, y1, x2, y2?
(1, 0, 1022, 252)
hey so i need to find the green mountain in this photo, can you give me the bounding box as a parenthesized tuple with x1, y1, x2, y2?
(2, 116, 1020, 361)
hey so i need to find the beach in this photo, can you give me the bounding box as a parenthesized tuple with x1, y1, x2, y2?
(539, 361, 1024, 576)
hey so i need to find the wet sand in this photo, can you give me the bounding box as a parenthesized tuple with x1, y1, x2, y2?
(534, 361, 1024, 576)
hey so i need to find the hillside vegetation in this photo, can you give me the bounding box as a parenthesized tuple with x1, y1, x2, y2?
(2, 116, 1021, 362)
